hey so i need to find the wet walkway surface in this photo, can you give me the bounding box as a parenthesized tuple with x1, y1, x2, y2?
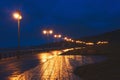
(0, 50, 106, 80)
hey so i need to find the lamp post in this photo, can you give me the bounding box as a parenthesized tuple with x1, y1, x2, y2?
(42, 29, 53, 42)
(13, 11, 22, 56)
(54, 34, 63, 49)
(43, 30, 53, 36)
(54, 34, 62, 42)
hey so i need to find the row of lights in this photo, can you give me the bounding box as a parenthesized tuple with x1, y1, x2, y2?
(42, 29, 109, 46)
(42, 30, 62, 39)
(43, 30, 108, 46)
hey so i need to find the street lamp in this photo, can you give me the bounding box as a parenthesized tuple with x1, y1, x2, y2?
(54, 34, 62, 43)
(42, 30, 53, 36)
(54, 34, 62, 38)
(42, 29, 53, 43)
(13, 11, 22, 51)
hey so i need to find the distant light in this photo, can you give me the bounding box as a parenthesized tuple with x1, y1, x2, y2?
(86, 42, 94, 45)
(42, 29, 53, 35)
(71, 40, 74, 42)
(43, 30, 47, 34)
(54, 34, 62, 38)
(64, 37, 67, 40)
(54, 35, 57, 38)
(49, 30, 53, 34)
(96, 41, 109, 45)
(58, 34, 61, 38)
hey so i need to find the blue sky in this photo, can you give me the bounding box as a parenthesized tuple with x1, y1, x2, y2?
(0, 0, 120, 48)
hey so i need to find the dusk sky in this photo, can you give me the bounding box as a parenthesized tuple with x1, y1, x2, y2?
(0, 0, 120, 48)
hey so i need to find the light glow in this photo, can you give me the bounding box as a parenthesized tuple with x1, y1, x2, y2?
(86, 42, 94, 45)
(97, 41, 109, 44)
(43, 30, 47, 34)
(13, 12, 22, 20)
(54, 34, 62, 38)
(49, 30, 53, 34)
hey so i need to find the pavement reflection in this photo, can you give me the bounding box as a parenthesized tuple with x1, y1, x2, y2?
(8, 49, 106, 80)
(1, 48, 106, 80)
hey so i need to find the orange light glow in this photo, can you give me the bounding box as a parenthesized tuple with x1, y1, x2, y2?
(64, 37, 67, 40)
(13, 12, 22, 20)
(97, 41, 109, 45)
(54, 35, 57, 38)
(71, 40, 74, 42)
(43, 30, 47, 34)
(86, 42, 94, 45)
(76, 40, 83, 43)
(49, 30, 53, 34)
(58, 34, 61, 38)
(54, 34, 61, 38)
(43, 30, 53, 35)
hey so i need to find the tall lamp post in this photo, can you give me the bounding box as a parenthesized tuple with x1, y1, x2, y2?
(13, 11, 22, 54)
(42, 29, 53, 42)
(42, 29, 53, 50)
(54, 34, 62, 49)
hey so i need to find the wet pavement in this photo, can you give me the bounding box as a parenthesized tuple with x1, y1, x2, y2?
(0, 49, 106, 80)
